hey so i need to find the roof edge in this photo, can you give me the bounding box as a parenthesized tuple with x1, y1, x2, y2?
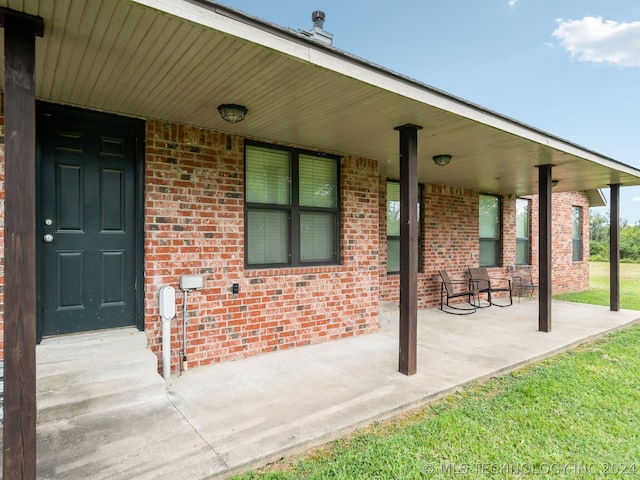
(586, 189, 607, 207)
(139, 0, 640, 177)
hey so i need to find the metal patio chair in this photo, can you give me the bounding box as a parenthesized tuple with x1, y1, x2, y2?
(438, 270, 478, 315)
(467, 267, 513, 307)
(510, 266, 538, 302)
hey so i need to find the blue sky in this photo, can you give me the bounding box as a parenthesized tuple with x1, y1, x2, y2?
(216, 0, 640, 224)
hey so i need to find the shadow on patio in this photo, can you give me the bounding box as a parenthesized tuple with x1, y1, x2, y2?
(162, 300, 640, 478)
(26, 300, 640, 479)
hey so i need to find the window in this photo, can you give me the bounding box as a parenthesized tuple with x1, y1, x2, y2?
(386, 181, 422, 274)
(516, 198, 530, 265)
(386, 182, 401, 273)
(479, 194, 500, 267)
(245, 143, 339, 267)
(572, 206, 582, 261)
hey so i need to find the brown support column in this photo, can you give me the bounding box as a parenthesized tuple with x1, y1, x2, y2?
(2, 9, 43, 480)
(537, 164, 552, 332)
(395, 124, 421, 376)
(609, 184, 620, 312)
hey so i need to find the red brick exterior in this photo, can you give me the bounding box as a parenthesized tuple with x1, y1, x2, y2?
(378, 184, 591, 307)
(0, 104, 592, 367)
(547, 192, 591, 292)
(144, 121, 379, 372)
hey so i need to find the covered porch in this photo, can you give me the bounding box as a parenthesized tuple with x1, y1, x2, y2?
(12, 300, 640, 479)
(3, 0, 640, 474)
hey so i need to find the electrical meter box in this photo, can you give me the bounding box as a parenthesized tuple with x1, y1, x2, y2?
(159, 285, 176, 320)
(180, 274, 204, 290)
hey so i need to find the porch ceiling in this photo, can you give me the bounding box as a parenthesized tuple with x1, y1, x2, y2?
(2, 0, 640, 199)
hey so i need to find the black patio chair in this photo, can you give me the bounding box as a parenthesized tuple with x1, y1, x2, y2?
(438, 270, 477, 315)
(467, 267, 512, 307)
(510, 266, 538, 302)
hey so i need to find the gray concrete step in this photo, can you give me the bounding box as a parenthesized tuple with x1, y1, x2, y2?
(36, 328, 166, 424)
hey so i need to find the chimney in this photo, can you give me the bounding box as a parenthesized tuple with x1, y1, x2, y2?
(300, 10, 333, 46)
(312, 11, 325, 29)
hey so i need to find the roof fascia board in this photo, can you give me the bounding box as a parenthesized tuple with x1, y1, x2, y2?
(132, 0, 640, 179)
(586, 189, 606, 207)
(131, 0, 311, 58)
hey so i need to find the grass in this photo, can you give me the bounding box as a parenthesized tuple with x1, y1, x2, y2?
(234, 325, 640, 479)
(233, 262, 640, 479)
(554, 262, 640, 310)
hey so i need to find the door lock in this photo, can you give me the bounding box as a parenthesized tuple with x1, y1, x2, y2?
(43, 234, 54, 243)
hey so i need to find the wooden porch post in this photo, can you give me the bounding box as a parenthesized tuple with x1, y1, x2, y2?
(609, 184, 620, 312)
(2, 9, 43, 480)
(395, 124, 421, 376)
(537, 164, 552, 332)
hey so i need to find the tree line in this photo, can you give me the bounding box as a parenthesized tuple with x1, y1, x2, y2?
(590, 212, 640, 263)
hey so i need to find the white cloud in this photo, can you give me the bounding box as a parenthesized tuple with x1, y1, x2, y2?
(508, 0, 518, 8)
(552, 16, 640, 67)
(632, 197, 640, 203)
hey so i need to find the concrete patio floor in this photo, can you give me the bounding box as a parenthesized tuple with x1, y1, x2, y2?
(12, 300, 640, 479)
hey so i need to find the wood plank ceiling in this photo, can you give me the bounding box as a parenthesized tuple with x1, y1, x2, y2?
(1, 0, 640, 199)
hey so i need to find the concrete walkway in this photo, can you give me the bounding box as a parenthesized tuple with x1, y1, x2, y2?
(8, 301, 640, 479)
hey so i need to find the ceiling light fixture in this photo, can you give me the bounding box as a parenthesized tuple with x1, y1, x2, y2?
(432, 154, 452, 167)
(217, 104, 248, 124)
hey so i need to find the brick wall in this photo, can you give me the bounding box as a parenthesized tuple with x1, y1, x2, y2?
(378, 187, 591, 307)
(379, 183, 479, 307)
(0, 102, 594, 364)
(144, 121, 379, 373)
(548, 191, 591, 293)
(507, 192, 590, 294)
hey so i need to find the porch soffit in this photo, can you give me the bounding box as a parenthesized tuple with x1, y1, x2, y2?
(1, 0, 639, 198)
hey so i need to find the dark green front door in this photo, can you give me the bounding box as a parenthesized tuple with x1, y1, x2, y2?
(38, 105, 142, 336)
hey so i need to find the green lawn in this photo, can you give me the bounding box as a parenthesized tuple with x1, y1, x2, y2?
(235, 325, 640, 479)
(554, 262, 640, 310)
(234, 262, 640, 479)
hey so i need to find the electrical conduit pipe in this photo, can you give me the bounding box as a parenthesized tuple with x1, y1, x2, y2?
(158, 286, 176, 380)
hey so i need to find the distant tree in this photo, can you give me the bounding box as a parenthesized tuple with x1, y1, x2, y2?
(589, 212, 609, 243)
(620, 224, 640, 262)
(590, 210, 640, 263)
(590, 241, 609, 261)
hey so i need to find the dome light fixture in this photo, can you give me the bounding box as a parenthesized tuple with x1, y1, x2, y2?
(217, 104, 248, 124)
(432, 154, 452, 167)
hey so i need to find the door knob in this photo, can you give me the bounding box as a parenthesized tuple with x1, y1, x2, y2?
(43, 234, 54, 243)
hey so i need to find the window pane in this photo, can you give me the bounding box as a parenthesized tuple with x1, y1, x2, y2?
(479, 195, 500, 238)
(572, 206, 582, 240)
(573, 240, 582, 261)
(300, 212, 335, 262)
(480, 239, 498, 267)
(247, 209, 289, 264)
(516, 239, 529, 265)
(572, 206, 582, 261)
(387, 238, 400, 273)
(299, 155, 337, 208)
(386, 181, 422, 273)
(516, 199, 529, 238)
(246, 145, 290, 205)
(387, 182, 400, 236)
(516, 199, 530, 264)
